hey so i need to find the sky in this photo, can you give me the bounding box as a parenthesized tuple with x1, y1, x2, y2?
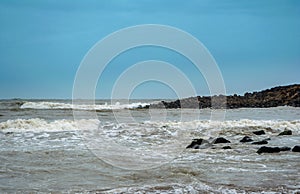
(0, 0, 299, 99)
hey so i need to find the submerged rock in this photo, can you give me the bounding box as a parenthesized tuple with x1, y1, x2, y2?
(278, 130, 292, 136)
(222, 146, 232, 149)
(292, 145, 300, 152)
(213, 137, 230, 144)
(252, 130, 265, 135)
(251, 140, 268, 145)
(257, 146, 280, 154)
(186, 138, 209, 149)
(240, 136, 253, 143)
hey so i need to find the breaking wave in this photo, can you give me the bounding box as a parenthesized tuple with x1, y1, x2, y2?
(1, 118, 299, 136)
(0, 118, 99, 132)
(20, 101, 149, 110)
(101, 182, 297, 194)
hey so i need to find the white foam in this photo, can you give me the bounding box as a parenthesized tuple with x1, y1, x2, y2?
(1, 118, 299, 135)
(102, 182, 263, 194)
(0, 118, 99, 132)
(20, 101, 149, 110)
(140, 119, 300, 140)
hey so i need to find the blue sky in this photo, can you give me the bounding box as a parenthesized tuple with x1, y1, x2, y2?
(0, 0, 299, 99)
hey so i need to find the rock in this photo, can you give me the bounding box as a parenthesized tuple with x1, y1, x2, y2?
(279, 147, 291, 152)
(142, 105, 150, 109)
(213, 137, 231, 144)
(278, 130, 292, 136)
(5, 132, 13, 135)
(186, 138, 209, 149)
(292, 145, 300, 152)
(0, 114, 4, 117)
(149, 84, 300, 109)
(257, 146, 281, 154)
(252, 140, 268, 145)
(252, 130, 265, 135)
(222, 146, 232, 149)
(240, 136, 253, 143)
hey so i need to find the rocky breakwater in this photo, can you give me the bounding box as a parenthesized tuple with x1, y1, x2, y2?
(186, 128, 300, 154)
(150, 84, 300, 109)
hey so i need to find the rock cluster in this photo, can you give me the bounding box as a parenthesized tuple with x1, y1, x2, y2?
(150, 84, 300, 109)
(186, 137, 230, 149)
(186, 129, 300, 155)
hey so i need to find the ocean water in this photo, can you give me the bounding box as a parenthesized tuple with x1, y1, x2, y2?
(0, 99, 299, 193)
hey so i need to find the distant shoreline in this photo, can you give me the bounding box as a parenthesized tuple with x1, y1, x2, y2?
(1, 84, 299, 110)
(149, 84, 300, 109)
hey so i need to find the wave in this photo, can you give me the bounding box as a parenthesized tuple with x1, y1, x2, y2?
(102, 182, 296, 194)
(0, 118, 99, 132)
(20, 101, 150, 110)
(1, 118, 299, 135)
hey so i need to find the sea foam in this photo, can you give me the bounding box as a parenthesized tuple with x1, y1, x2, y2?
(1, 118, 299, 135)
(20, 101, 149, 110)
(0, 118, 99, 132)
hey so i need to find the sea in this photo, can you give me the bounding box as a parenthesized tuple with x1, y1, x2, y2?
(0, 99, 299, 193)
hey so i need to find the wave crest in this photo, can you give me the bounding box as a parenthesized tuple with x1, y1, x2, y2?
(0, 118, 99, 132)
(20, 101, 149, 110)
(1, 118, 299, 135)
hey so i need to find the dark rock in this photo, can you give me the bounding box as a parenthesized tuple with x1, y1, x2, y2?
(257, 146, 281, 154)
(5, 132, 13, 135)
(252, 130, 265, 135)
(222, 146, 232, 149)
(0, 114, 3, 117)
(149, 84, 300, 109)
(134, 105, 150, 109)
(213, 137, 230, 144)
(240, 136, 253, 143)
(279, 147, 291, 152)
(143, 105, 150, 109)
(251, 140, 268, 145)
(278, 130, 292, 136)
(292, 145, 300, 152)
(186, 138, 209, 149)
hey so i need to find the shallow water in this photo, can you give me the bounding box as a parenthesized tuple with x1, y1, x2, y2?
(0, 100, 299, 193)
